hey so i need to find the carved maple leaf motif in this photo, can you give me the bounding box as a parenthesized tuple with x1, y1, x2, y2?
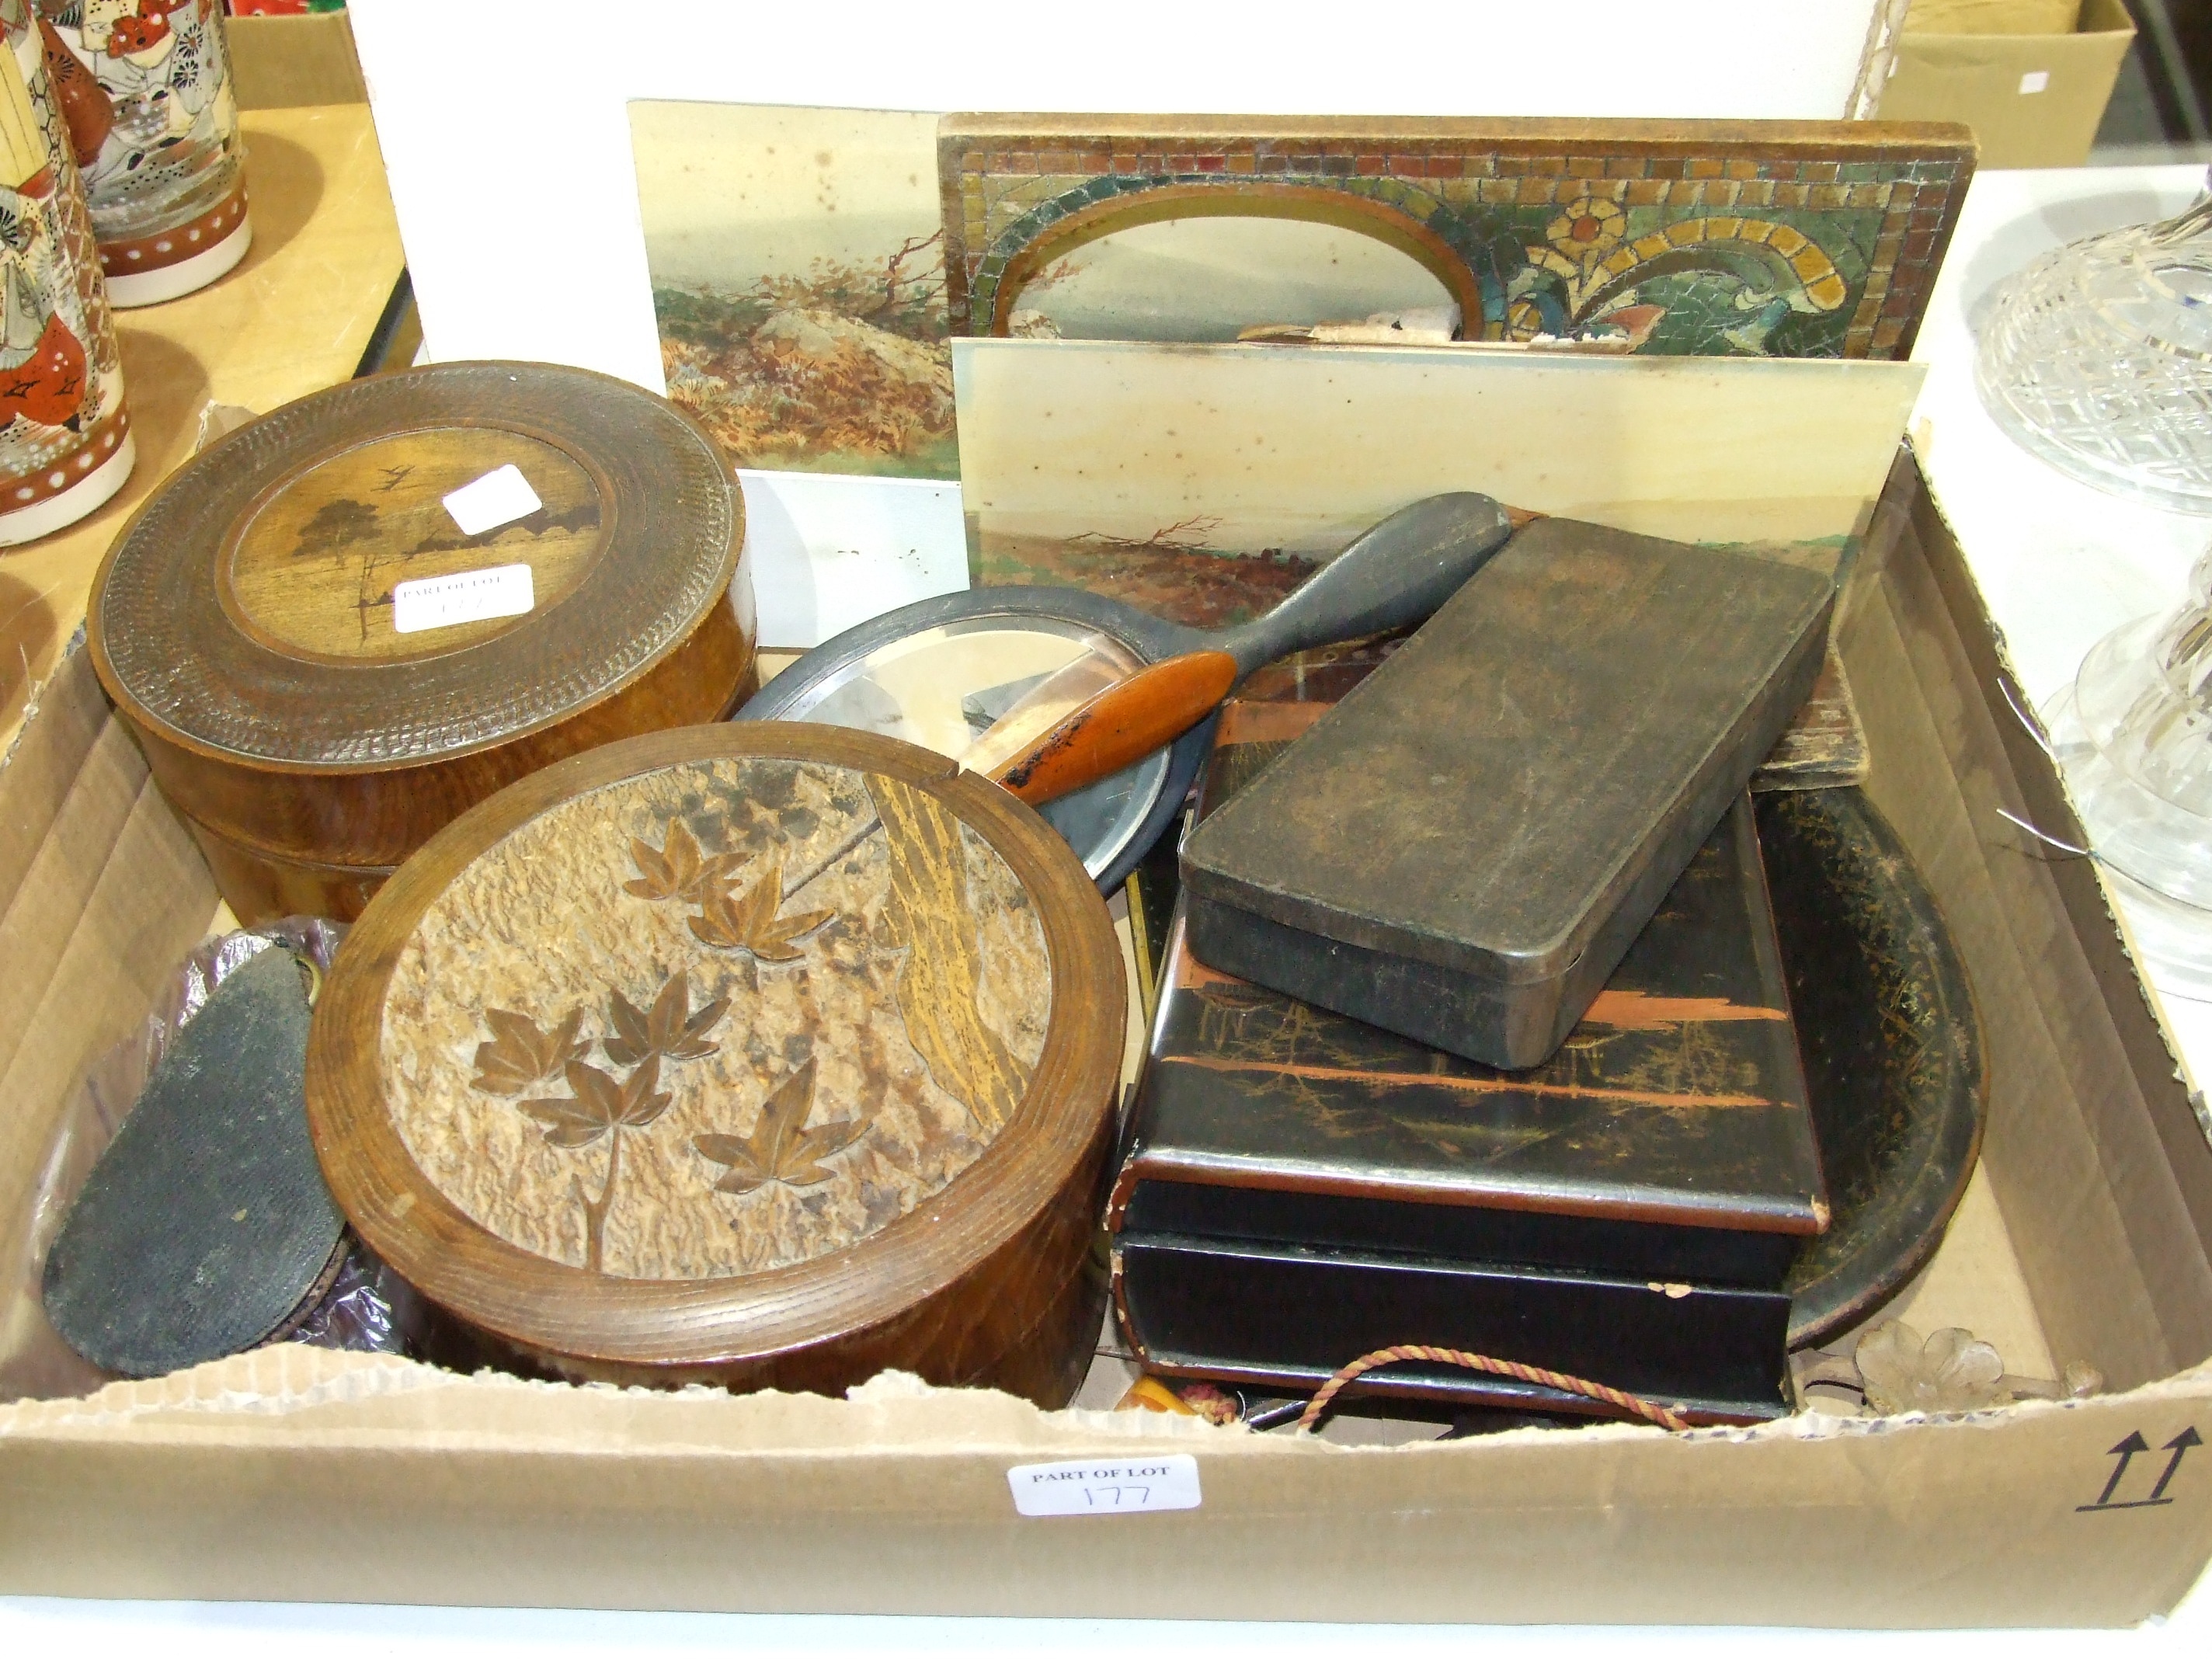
(603, 971, 729, 1066)
(471, 1007, 590, 1096)
(687, 850, 834, 962)
(518, 1056, 673, 1149)
(624, 819, 745, 904)
(692, 1057, 867, 1196)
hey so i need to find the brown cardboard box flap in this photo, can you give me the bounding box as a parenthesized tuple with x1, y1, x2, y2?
(1906, 0, 2083, 35)
(3, 1344, 2210, 1625)
(1880, 0, 2136, 168)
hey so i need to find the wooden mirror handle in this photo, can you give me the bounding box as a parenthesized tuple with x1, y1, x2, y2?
(987, 650, 1238, 806)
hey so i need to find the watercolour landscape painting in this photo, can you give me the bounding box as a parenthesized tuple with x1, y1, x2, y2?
(951, 339, 1922, 626)
(628, 103, 956, 482)
(623, 108, 1955, 637)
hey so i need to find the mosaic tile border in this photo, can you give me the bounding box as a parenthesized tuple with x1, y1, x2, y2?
(939, 118, 1974, 360)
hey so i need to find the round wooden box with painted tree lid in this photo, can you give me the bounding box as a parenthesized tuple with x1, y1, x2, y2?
(304, 722, 1125, 1398)
(86, 362, 756, 923)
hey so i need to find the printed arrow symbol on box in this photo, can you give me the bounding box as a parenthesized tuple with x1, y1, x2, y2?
(2091, 1431, 2150, 1508)
(2148, 1427, 2203, 1503)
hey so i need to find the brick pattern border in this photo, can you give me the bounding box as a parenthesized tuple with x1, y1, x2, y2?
(940, 123, 1973, 359)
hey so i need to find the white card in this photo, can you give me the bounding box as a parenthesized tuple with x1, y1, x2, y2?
(1006, 1455, 1202, 1518)
(443, 464, 544, 536)
(391, 563, 537, 634)
(736, 470, 969, 649)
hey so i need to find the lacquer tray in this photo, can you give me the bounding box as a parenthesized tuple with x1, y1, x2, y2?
(1765, 786, 1987, 1347)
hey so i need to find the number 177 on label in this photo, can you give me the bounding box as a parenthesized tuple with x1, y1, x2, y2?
(1007, 1455, 1203, 1517)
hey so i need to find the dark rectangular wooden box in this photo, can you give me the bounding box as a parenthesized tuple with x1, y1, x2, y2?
(1116, 1234, 1797, 1422)
(1121, 805, 1827, 1268)
(1112, 713, 1828, 1422)
(1178, 518, 1835, 1069)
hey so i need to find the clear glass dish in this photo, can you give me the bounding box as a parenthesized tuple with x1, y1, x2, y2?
(1976, 170, 2212, 513)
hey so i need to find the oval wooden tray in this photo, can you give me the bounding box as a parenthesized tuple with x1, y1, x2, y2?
(88, 362, 755, 923)
(306, 724, 1125, 1398)
(1763, 787, 1988, 1348)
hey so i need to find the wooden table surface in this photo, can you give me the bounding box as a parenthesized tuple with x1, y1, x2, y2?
(0, 104, 405, 746)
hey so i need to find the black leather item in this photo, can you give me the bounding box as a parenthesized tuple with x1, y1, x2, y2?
(43, 947, 346, 1379)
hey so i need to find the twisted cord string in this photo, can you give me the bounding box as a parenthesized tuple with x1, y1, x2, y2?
(1295, 1344, 1692, 1434)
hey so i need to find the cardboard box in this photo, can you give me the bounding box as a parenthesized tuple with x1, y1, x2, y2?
(1908, 0, 2083, 31)
(1879, 0, 2136, 168)
(225, 10, 367, 110)
(1, 413, 2210, 1619)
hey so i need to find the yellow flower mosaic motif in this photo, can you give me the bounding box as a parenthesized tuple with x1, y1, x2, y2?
(1504, 298, 1546, 341)
(1547, 197, 1624, 263)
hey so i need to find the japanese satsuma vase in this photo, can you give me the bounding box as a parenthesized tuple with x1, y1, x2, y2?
(37, 0, 249, 305)
(0, 0, 133, 544)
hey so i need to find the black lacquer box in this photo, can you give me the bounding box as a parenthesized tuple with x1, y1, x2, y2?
(1111, 711, 1829, 1424)
(1178, 518, 1834, 1070)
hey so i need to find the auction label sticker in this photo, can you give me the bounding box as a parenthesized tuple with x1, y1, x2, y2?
(443, 463, 544, 536)
(1006, 1455, 1202, 1517)
(392, 563, 536, 633)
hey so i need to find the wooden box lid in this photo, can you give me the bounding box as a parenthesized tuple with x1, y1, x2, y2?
(91, 362, 743, 771)
(304, 724, 1124, 1390)
(86, 363, 756, 905)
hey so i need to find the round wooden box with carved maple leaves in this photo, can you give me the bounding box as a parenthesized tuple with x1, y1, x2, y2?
(86, 362, 756, 927)
(304, 722, 1125, 1400)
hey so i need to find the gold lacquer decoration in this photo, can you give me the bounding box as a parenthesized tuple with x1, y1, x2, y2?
(871, 773, 1031, 1136)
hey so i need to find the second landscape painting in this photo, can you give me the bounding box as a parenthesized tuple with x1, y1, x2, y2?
(628, 103, 957, 482)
